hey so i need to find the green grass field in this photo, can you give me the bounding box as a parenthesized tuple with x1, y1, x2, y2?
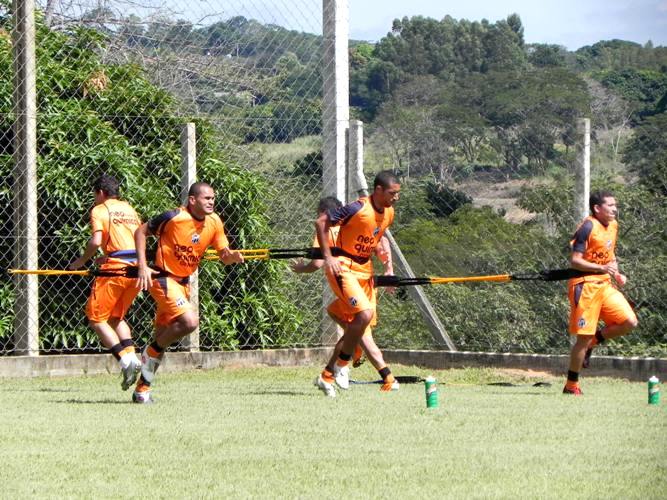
(1, 364, 665, 498)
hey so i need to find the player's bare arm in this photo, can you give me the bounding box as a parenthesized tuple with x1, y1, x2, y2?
(570, 252, 617, 274)
(315, 212, 340, 276)
(134, 223, 158, 290)
(219, 247, 244, 265)
(69, 231, 103, 270)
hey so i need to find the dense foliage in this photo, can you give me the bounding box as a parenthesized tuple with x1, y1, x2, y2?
(0, 10, 302, 351)
(2, 5, 665, 357)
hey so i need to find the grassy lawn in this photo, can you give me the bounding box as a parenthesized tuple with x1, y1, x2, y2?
(1, 364, 664, 498)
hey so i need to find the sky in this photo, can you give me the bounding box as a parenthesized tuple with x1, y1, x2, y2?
(348, 0, 667, 50)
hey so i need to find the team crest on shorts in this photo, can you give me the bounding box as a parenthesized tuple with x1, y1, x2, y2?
(349, 297, 358, 306)
(191, 233, 201, 244)
(578, 317, 586, 328)
(175, 297, 187, 307)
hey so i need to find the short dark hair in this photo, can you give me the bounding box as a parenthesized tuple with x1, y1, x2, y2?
(188, 182, 212, 197)
(93, 174, 120, 197)
(374, 170, 399, 189)
(589, 190, 614, 214)
(318, 196, 342, 213)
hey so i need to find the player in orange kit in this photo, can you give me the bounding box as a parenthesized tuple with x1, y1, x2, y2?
(291, 196, 397, 392)
(132, 182, 244, 403)
(313, 171, 401, 398)
(563, 191, 638, 395)
(69, 174, 143, 390)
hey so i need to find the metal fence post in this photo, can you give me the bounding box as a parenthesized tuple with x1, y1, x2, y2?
(12, 0, 39, 356)
(575, 118, 591, 223)
(320, 0, 348, 345)
(180, 122, 199, 351)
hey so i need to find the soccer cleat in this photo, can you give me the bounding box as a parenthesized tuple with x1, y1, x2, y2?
(562, 385, 583, 396)
(120, 356, 141, 391)
(132, 390, 154, 404)
(380, 379, 400, 392)
(313, 375, 336, 398)
(333, 363, 350, 390)
(140, 345, 162, 384)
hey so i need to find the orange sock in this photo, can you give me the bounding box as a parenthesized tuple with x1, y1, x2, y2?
(146, 345, 161, 359)
(565, 380, 579, 390)
(380, 373, 396, 392)
(119, 346, 134, 358)
(135, 381, 150, 392)
(352, 345, 363, 363)
(321, 369, 334, 384)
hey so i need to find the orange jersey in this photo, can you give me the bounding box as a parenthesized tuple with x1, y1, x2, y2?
(90, 198, 141, 268)
(569, 216, 617, 285)
(148, 207, 229, 278)
(327, 196, 394, 278)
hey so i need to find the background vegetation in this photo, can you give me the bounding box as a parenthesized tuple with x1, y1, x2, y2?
(1, 3, 665, 355)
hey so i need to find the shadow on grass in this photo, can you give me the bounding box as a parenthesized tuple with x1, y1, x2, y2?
(244, 389, 313, 396)
(55, 398, 131, 405)
(0, 387, 80, 393)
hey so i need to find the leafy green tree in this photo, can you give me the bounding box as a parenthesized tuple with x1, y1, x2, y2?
(0, 12, 301, 351)
(593, 69, 667, 119)
(425, 182, 472, 217)
(622, 111, 667, 195)
(528, 44, 567, 68)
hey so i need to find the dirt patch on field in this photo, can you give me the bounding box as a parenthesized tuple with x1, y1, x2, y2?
(496, 368, 557, 380)
(455, 175, 538, 224)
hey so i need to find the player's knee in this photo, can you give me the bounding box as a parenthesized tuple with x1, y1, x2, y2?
(356, 309, 373, 326)
(178, 314, 199, 333)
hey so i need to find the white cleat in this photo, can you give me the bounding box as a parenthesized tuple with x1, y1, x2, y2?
(381, 379, 400, 392)
(333, 364, 350, 390)
(120, 356, 141, 391)
(132, 390, 154, 404)
(314, 375, 336, 398)
(140, 346, 162, 384)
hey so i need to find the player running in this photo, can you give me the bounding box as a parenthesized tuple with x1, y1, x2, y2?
(563, 190, 638, 395)
(291, 196, 398, 393)
(132, 182, 243, 403)
(69, 174, 143, 390)
(313, 171, 401, 397)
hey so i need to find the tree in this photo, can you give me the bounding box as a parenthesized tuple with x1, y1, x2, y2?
(528, 44, 566, 68)
(622, 111, 667, 195)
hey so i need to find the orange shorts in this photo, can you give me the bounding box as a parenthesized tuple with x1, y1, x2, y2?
(149, 276, 193, 327)
(326, 271, 376, 325)
(568, 280, 636, 335)
(85, 276, 140, 322)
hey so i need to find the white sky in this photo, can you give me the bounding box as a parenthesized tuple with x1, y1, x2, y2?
(349, 0, 667, 50)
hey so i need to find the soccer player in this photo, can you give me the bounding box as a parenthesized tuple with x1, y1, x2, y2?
(313, 171, 401, 397)
(291, 197, 397, 389)
(132, 182, 244, 404)
(563, 190, 638, 395)
(68, 174, 143, 391)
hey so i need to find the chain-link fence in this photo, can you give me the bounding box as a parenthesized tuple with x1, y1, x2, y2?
(1, 1, 665, 357)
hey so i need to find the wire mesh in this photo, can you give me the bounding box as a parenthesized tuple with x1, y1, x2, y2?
(1, 1, 665, 358)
